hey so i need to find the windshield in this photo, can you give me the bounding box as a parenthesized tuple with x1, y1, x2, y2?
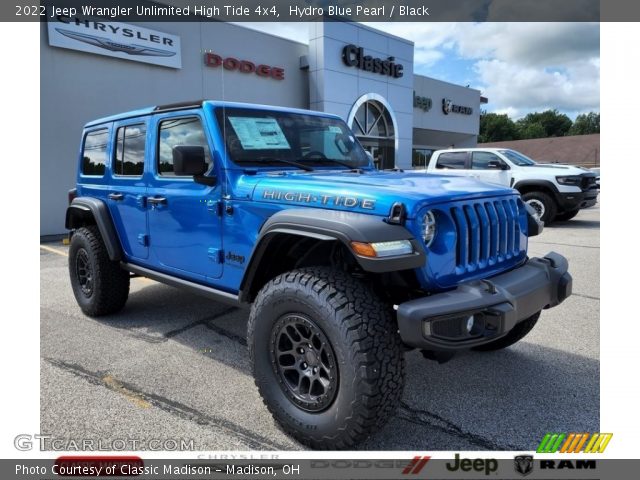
(215, 107, 370, 169)
(499, 149, 537, 166)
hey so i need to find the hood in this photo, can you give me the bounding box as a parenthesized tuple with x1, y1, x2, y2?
(241, 169, 515, 218)
(525, 164, 591, 174)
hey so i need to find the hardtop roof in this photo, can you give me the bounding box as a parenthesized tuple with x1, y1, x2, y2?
(84, 101, 342, 128)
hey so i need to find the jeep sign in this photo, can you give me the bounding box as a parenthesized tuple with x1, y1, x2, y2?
(47, 17, 181, 69)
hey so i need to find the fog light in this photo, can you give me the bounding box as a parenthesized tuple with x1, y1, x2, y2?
(466, 315, 475, 333)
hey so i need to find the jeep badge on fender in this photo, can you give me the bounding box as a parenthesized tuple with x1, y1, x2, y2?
(66, 100, 572, 449)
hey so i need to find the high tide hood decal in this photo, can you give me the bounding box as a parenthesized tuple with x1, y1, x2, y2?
(250, 170, 515, 218)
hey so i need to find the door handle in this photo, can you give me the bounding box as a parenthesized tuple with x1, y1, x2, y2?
(147, 196, 167, 206)
(108, 193, 124, 201)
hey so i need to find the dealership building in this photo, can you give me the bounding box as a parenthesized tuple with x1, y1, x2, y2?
(41, 17, 485, 236)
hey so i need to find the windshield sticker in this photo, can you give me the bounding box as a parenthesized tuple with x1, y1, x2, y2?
(328, 126, 342, 134)
(228, 117, 291, 150)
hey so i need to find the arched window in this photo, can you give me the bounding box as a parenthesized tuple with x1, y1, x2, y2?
(348, 98, 396, 169)
(351, 101, 395, 139)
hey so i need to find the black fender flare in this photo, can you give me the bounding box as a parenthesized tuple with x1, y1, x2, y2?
(513, 179, 561, 201)
(239, 208, 425, 301)
(65, 197, 123, 261)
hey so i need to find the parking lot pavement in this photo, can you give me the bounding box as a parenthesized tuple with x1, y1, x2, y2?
(40, 205, 599, 451)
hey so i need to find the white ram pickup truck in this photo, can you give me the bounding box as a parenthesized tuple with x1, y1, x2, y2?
(422, 148, 598, 223)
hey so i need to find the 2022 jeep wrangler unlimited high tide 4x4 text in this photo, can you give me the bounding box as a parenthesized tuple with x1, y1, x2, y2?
(66, 101, 572, 449)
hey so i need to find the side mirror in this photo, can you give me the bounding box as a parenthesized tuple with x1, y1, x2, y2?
(172, 146, 216, 186)
(365, 151, 374, 162)
(487, 160, 509, 170)
(173, 146, 207, 176)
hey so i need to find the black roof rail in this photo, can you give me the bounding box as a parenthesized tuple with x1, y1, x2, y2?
(153, 100, 205, 113)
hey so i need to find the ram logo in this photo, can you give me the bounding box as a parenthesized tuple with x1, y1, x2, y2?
(442, 98, 453, 115)
(514, 455, 534, 476)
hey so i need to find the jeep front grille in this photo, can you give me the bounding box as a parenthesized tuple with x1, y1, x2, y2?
(450, 199, 523, 273)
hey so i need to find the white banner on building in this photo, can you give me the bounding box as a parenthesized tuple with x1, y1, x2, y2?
(47, 18, 181, 69)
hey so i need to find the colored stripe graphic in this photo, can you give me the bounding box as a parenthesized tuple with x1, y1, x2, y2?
(561, 433, 590, 453)
(573, 433, 590, 452)
(584, 433, 613, 453)
(538, 433, 613, 453)
(402, 456, 431, 474)
(537, 433, 566, 453)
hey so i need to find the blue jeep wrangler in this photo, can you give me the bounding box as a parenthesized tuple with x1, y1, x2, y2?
(66, 100, 571, 449)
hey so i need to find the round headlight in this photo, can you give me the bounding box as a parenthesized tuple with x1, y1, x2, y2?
(422, 210, 437, 247)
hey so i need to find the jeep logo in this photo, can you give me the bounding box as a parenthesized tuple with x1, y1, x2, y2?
(225, 251, 245, 265)
(414, 92, 432, 112)
(446, 454, 497, 475)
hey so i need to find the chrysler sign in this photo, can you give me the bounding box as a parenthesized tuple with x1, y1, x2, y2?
(47, 16, 181, 69)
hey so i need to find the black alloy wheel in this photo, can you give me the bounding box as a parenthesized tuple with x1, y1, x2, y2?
(75, 248, 94, 297)
(270, 314, 338, 412)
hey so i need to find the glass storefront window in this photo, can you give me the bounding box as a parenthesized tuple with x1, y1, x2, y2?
(412, 149, 434, 169)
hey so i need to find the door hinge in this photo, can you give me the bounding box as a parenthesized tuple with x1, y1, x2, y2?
(207, 247, 223, 264)
(206, 200, 224, 216)
(137, 234, 149, 247)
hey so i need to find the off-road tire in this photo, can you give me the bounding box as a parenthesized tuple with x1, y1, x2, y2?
(522, 191, 557, 224)
(69, 226, 130, 316)
(472, 311, 541, 351)
(555, 209, 580, 222)
(248, 267, 405, 449)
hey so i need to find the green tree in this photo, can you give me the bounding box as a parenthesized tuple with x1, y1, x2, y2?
(569, 112, 600, 135)
(479, 113, 520, 143)
(518, 122, 547, 139)
(516, 109, 573, 138)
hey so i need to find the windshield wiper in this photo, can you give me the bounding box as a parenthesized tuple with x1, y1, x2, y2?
(240, 157, 314, 172)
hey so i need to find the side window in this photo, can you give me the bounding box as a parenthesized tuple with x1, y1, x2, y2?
(158, 117, 212, 176)
(114, 124, 146, 176)
(82, 129, 108, 176)
(436, 152, 467, 169)
(472, 151, 503, 170)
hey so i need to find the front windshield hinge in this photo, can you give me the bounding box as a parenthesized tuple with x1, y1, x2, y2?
(206, 200, 224, 217)
(385, 202, 407, 225)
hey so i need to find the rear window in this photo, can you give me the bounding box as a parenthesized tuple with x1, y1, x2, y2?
(82, 129, 108, 176)
(436, 152, 467, 169)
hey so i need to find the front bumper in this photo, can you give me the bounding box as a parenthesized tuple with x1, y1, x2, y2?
(396, 252, 572, 350)
(558, 190, 598, 211)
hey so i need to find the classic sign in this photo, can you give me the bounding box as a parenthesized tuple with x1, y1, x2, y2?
(342, 44, 404, 78)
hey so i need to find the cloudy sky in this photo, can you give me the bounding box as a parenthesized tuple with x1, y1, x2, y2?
(242, 22, 600, 119)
